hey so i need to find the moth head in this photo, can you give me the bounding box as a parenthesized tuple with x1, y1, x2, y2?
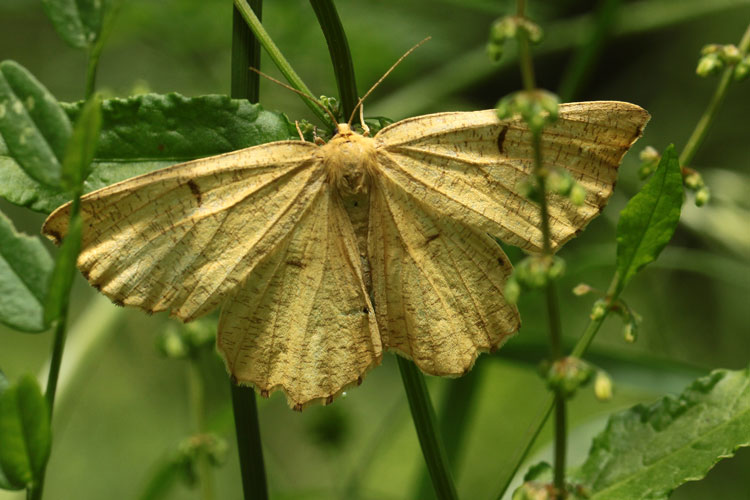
(323, 127, 377, 195)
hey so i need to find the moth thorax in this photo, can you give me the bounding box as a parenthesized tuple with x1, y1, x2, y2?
(323, 132, 377, 195)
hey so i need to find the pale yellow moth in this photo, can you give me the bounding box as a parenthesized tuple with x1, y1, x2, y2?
(42, 101, 649, 410)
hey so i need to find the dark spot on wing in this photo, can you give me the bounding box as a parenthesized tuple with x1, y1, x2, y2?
(356, 376, 363, 386)
(286, 259, 305, 268)
(230, 375, 239, 385)
(261, 389, 269, 398)
(497, 256, 505, 266)
(362, 306, 369, 314)
(425, 233, 440, 244)
(47, 230, 62, 245)
(112, 299, 124, 307)
(325, 395, 334, 405)
(497, 126, 509, 154)
(293, 403, 303, 412)
(92, 283, 102, 291)
(187, 179, 202, 206)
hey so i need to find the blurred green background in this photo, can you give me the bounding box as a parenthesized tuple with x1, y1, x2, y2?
(1, 0, 749, 499)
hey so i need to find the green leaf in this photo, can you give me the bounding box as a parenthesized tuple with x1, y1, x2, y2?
(0, 375, 51, 490)
(40, 0, 106, 49)
(0, 93, 296, 213)
(44, 213, 83, 325)
(0, 212, 54, 332)
(572, 366, 750, 499)
(615, 144, 683, 293)
(61, 94, 102, 192)
(0, 61, 72, 189)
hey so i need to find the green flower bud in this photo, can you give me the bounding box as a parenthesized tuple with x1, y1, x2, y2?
(156, 325, 188, 358)
(695, 186, 710, 206)
(696, 53, 723, 77)
(734, 56, 750, 81)
(721, 44, 741, 64)
(590, 299, 607, 321)
(490, 16, 518, 43)
(504, 277, 521, 304)
(569, 183, 587, 206)
(572, 283, 592, 296)
(639, 145, 660, 162)
(513, 481, 551, 500)
(546, 357, 594, 398)
(487, 41, 505, 63)
(700, 43, 722, 55)
(520, 19, 544, 44)
(594, 371, 613, 401)
(683, 171, 703, 190)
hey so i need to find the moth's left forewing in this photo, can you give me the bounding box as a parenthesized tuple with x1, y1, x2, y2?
(374, 101, 649, 252)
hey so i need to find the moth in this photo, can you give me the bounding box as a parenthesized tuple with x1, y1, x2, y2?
(43, 101, 649, 410)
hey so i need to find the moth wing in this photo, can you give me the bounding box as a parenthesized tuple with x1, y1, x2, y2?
(368, 175, 519, 375)
(374, 101, 650, 252)
(218, 184, 382, 409)
(42, 141, 325, 322)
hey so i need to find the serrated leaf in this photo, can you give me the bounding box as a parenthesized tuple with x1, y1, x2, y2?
(615, 144, 683, 293)
(44, 213, 82, 325)
(0, 93, 296, 213)
(40, 0, 105, 49)
(0, 375, 51, 490)
(0, 212, 54, 332)
(0, 61, 71, 189)
(61, 94, 102, 191)
(572, 366, 750, 499)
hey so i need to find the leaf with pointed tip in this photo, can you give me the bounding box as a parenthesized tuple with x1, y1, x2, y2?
(0, 93, 296, 213)
(61, 94, 102, 192)
(572, 366, 750, 499)
(0, 212, 53, 332)
(615, 144, 683, 293)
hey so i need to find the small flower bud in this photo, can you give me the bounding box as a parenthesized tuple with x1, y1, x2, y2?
(572, 283, 592, 296)
(700, 43, 722, 55)
(569, 183, 587, 206)
(721, 44, 742, 64)
(639, 145, 660, 162)
(696, 53, 723, 77)
(734, 56, 750, 81)
(505, 277, 521, 304)
(519, 18, 544, 44)
(623, 321, 636, 343)
(490, 16, 518, 43)
(683, 172, 701, 190)
(695, 186, 710, 206)
(546, 357, 594, 398)
(487, 41, 504, 63)
(594, 371, 613, 401)
(513, 481, 551, 500)
(590, 299, 608, 320)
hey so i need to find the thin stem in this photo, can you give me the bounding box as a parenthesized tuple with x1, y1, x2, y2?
(233, 0, 330, 126)
(309, 0, 358, 119)
(397, 357, 459, 500)
(679, 23, 750, 167)
(229, 3, 268, 499)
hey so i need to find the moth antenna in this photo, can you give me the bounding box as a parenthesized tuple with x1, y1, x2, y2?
(347, 36, 431, 126)
(248, 67, 339, 126)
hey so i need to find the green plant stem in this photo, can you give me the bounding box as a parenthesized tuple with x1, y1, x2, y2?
(679, 22, 750, 167)
(397, 357, 459, 500)
(229, 3, 268, 499)
(309, 0, 358, 120)
(233, 0, 330, 127)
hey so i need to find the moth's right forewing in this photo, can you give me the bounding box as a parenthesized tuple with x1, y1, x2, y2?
(42, 141, 324, 321)
(375, 102, 649, 252)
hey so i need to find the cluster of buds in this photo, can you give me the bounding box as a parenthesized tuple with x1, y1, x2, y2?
(319, 95, 341, 121)
(513, 463, 590, 499)
(487, 15, 543, 62)
(543, 356, 594, 398)
(496, 89, 559, 135)
(589, 297, 642, 343)
(504, 254, 565, 304)
(682, 166, 711, 206)
(638, 145, 660, 180)
(696, 43, 750, 81)
(176, 433, 228, 487)
(156, 318, 216, 359)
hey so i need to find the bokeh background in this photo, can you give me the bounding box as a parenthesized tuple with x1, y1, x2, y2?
(1, 0, 749, 499)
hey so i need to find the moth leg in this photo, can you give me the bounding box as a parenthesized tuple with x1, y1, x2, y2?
(295, 120, 306, 142)
(359, 105, 371, 137)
